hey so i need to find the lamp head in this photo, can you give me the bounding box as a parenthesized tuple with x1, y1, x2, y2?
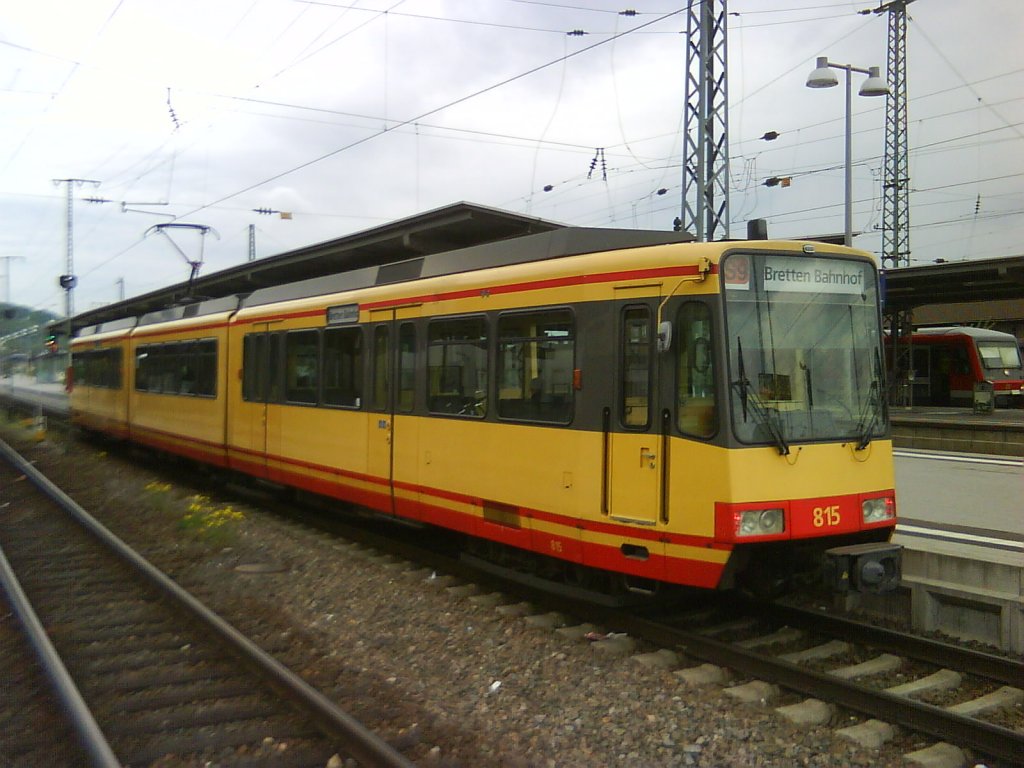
(806, 56, 838, 89)
(859, 66, 889, 97)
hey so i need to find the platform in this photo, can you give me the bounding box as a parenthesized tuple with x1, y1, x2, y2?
(892, 518, 1023, 654)
(890, 406, 1024, 457)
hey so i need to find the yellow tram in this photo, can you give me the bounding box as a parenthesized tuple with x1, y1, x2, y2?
(71, 228, 899, 594)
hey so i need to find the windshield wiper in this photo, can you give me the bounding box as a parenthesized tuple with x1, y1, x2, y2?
(854, 349, 885, 451)
(732, 337, 790, 456)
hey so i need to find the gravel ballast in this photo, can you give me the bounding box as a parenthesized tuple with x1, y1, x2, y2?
(0, 424, 949, 767)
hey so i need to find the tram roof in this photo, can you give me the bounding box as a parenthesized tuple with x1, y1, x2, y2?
(68, 202, 568, 333)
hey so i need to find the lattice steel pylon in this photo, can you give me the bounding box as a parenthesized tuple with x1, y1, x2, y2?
(874, 0, 915, 405)
(681, 0, 730, 242)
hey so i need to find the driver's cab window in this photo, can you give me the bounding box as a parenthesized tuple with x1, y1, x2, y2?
(677, 302, 717, 438)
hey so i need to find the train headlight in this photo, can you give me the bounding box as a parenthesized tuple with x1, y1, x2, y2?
(735, 508, 785, 537)
(861, 496, 895, 525)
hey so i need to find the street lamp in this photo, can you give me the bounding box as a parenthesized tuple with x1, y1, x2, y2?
(806, 56, 888, 247)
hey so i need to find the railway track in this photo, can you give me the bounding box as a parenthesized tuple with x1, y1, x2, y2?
(4, 402, 1022, 765)
(0, 437, 415, 768)
(600, 600, 1024, 767)
(261, 497, 1024, 767)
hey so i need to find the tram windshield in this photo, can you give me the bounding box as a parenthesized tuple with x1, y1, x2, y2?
(722, 252, 885, 450)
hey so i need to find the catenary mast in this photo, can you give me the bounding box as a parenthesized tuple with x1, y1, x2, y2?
(681, 0, 730, 242)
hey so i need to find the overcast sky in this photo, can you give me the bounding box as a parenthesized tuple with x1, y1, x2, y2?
(2, 0, 1021, 317)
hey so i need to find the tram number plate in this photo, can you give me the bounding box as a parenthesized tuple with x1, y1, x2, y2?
(813, 505, 841, 528)
(790, 498, 857, 537)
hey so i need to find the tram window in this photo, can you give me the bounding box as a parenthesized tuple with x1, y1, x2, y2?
(133, 340, 216, 397)
(285, 330, 319, 404)
(135, 349, 151, 392)
(497, 310, 573, 423)
(371, 325, 390, 411)
(323, 327, 362, 408)
(676, 302, 717, 438)
(398, 323, 416, 413)
(428, 316, 487, 417)
(621, 306, 651, 428)
(192, 339, 217, 397)
(74, 349, 121, 389)
(242, 333, 264, 402)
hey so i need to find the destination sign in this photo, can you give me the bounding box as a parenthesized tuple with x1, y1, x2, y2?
(761, 256, 867, 295)
(326, 303, 359, 325)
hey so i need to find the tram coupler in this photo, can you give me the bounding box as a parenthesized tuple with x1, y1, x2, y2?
(822, 541, 902, 595)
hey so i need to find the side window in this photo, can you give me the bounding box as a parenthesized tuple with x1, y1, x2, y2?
(428, 316, 487, 417)
(177, 342, 197, 394)
(243, 332, 282, 402)
(676, 302, 717, 438)
(162, 343, 183, 394)
(285, 330, 319, 404)
(132, 340, 215, 396)
(242, 333, 264, 402)
(371, 325, 389, 411)
(106, 348, 122, 389)
(397, 323, 416, 413)
(193, 339, 217, 397)
(621, 306, 651, 428)
(135, 346, 151, 392)
(497, 310, 573, 423)
(75, 349, 122, 388)
(323, 327, 362, 408)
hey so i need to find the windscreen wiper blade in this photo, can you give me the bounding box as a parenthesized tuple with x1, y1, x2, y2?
(731, 340, 789, 456)
(855, 350, 885, 451)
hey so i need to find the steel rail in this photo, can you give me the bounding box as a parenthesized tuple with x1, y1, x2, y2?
(748, 598, 1023, 686)
(586, 604, 1024, 767)
(0, 542, 122, 768)
(0, 437, 416, 768)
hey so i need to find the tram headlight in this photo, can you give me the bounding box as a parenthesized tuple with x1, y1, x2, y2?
(861, 496, 895, 525)
(735, 508, 785, 537)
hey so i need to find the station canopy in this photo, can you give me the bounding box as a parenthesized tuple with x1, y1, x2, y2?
(883, 255, 1024, 312)
(66, 201, 1024, 332)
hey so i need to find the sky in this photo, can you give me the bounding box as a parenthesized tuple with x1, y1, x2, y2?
(1, 0, 1022, 318)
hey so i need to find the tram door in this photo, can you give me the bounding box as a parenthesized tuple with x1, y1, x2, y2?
(240, 322, 281, 479)
(367, 312, 395, 514)
(366, 307, 420, 518)
(607, 292, 663, 526)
